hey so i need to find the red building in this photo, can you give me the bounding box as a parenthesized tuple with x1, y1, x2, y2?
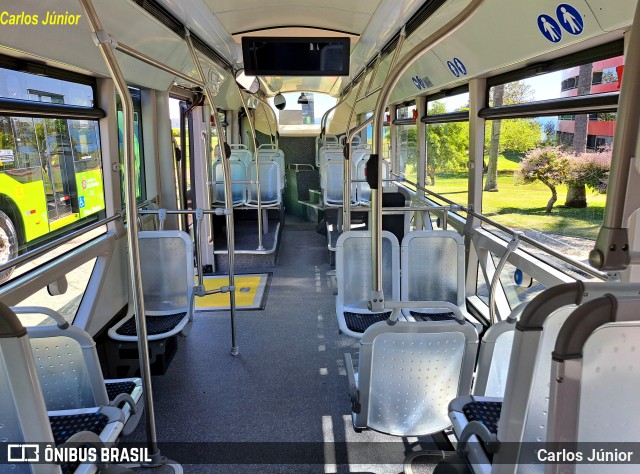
(557, 56, 623, 150)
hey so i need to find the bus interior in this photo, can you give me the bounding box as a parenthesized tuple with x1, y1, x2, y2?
(1, 0, 640, 473)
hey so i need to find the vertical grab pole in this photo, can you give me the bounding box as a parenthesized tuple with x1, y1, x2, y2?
(370, 1, 485, 311)
(235, 85, 264, 250)
(343, 80, 366, 232)
(79, 0, 160, 461)
(186, 32, 239, 355)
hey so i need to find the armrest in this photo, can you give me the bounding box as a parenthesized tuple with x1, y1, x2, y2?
(109, 393, 137, 414)
(458, 421, 499, 454)
(11, 306, 69, 329)
(343, 353, 361, 414)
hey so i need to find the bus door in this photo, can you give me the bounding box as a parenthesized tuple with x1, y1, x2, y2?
(40, 119, 78, 221)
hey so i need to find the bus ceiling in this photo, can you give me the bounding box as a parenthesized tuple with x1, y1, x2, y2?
(0, 0, 635, 112)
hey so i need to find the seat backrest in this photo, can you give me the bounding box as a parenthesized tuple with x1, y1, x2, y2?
(229, 144, 253, 169)
(355, 156, 390, 203)
(317, 137, 341, 167)
(139, 230, 194, 314)
(213, 157, 247, 205)
(248, 160, 281, 204)
(547, 295, 640, 456)
(471, 304, 524, 397)
(401, 230, 465, 308)
(492, 282, 640, 473)
(336, 231, 400, 308)
(322, 156, 353, 205)
(257, 144, 285, 188)
(356, 320, 478, 436)
(0, 303, 58, 473)
(27, 323, 109, 411)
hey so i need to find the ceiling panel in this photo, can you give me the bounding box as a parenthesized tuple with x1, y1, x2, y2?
(208, 0, 378, 15)
(0, 0, 194, 91)
(216, 6, 372, 35)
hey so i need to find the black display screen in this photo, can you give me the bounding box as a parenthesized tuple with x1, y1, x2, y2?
(242, 37, 350, 76)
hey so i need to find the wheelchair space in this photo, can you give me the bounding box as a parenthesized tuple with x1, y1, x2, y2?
(128, 216, 443, 473)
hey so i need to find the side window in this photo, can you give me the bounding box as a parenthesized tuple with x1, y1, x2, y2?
(424, 92, 470, 200)
(116, 87, 146, 204)
(0, 65, 105, 285)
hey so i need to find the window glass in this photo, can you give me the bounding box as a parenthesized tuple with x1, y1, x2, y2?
(427, 92, 469, 114)
(475, 254, 547, 319)
(481, 112, 612, 264)
(0, 67, 94, 107)
(423, 100, 469, 202)
(488, 55, 624, 105)
(396, 105, 417, 182)
(0, 114, 105, 284)
(269, 92, 337, 129)
(116, 87, 146, 204)
(14, 258, 98, 325)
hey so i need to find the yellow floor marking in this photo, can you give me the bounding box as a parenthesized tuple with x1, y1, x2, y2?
(195, 275, 265, 309)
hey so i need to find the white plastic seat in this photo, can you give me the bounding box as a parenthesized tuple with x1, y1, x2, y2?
(257, 144, 285, 190)
(344, 314, 479, 436)
(546, 294, 640, 474)
(321, 155, 357, 206)
(401, 230, 468, 321)
(471, 304, 525, 398)
(316, 135, 340, 167)
(0, 303, 124, 474)
(246, 160, 282, 207)
(335, 231, 401, 338)
(14, 306, 144, 437)
(229, 143, 253, 169)
(213, 156, 247, 206)
(448, 282, 640, 474)
(109, 230, 194, 342)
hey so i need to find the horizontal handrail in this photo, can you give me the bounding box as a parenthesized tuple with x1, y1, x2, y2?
(353, 205, 459, 213)
(395, 174, 609, 281)
(286, 163, 316, 171)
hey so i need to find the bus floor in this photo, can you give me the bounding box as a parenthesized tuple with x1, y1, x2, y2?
(128, 215, 443, 474)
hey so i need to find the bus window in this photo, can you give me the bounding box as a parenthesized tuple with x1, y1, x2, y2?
(116, 87, 146, 205)
(424, 93, 470, 200)
(0, 66, 105, 283)
(480, 55, 623, 269)
(395, 104, 418, 183)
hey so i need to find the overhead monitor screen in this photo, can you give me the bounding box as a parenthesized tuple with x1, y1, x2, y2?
(242, 37, 350, 76)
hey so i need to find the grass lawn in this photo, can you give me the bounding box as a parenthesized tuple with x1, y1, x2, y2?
(407, 153, 605, 240)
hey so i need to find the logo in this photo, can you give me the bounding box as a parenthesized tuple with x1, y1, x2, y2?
(81, 178, 87, 190)
(8, 444, 40, 462)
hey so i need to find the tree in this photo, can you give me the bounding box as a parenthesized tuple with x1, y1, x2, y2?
(425, 101, 468, 184)
(565, 149, 612, 207)
(484, 81, 537, 191)
(484, 85, 504, 191)
(515, 147, 569, 213)
(499, 119, 542, 152)
(543, 121, 557, 145)
(566, 63, 595, 207)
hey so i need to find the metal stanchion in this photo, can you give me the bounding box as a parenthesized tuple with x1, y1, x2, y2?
(79, 0, 162, 465)
(185, 31, 239, 356)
